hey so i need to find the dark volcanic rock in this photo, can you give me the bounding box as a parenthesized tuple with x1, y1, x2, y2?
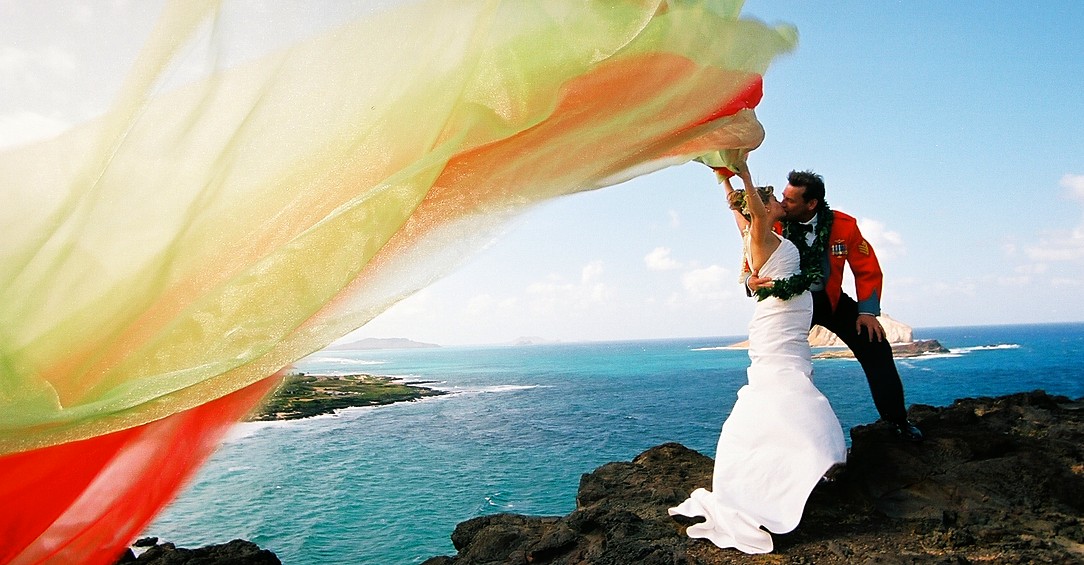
(813, 339, 949, 360)
(115, 539, 280, 565)
(424, 390, 1084, 564)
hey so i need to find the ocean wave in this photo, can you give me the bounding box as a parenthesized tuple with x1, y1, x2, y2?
(897, 360, 935, 371)
(222, 419, 298, 442)
(441, 384, 551, 395)
(690, 345, 743, 351)
(388, 373, 427, 382)
(878, 344, 1021, 365)
(949, 344, 1021, 353)
(479, 492, 516, 512)
(900, 352, 964, 363)
(222, 407, 358, 441)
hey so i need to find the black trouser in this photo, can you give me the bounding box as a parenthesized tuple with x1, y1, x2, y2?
(811, 290, 908, 425)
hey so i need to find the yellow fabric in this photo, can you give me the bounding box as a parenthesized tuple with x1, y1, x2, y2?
(0, 0, 795, 454)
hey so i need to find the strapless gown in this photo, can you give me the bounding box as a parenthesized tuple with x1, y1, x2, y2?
(668, 236, 846, 554)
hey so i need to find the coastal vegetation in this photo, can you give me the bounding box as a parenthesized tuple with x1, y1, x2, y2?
(247, 374, 444, 421)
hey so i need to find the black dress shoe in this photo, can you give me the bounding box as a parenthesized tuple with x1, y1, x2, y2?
(896, 421, 924, 442)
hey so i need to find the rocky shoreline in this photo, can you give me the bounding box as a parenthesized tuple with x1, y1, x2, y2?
(116, 538, 280, 564)
(812, 338, 950, 360)
(120, 390, 1084, 564)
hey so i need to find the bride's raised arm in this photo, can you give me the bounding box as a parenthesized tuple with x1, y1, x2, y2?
(736, 168, 780, 273)
(718, 170, 750, 234)
(736, 168, 768, 227)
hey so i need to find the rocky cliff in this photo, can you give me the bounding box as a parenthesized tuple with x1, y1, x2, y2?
(423, 391, 1084, 564)
(116, 538, 280, 564)
(730, 313, 921, 350)
(808, 313, 913, 347)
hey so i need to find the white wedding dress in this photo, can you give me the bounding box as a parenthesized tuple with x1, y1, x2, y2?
(668, 234, 847, 554)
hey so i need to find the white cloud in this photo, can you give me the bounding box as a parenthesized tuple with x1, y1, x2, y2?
(1014, 263, 1048, 275)
(681, 265, 731, 302)
(668, 209, 680, 229)
(1061, 173, 1084, 200)
(40, 46, 78, 75)
(857, 218, 905, 260)
(1020, 176, 1084, 264)
(525, 262, 612, 314)
(463, 293, 494, 315)
(996, 275, 1029, 287)
(0, 43, 79, 149)
(1051, 277, 1082, 288)
(69, 3, 95, 26)
(1024, 235, 1084, 262)
(0, 111, 70, 149)
(581, 260, 604, 284)
(0, 47, 30, 74)
(644, 246, 681, 271)
(464, 293, 517, 317)
(0, 45, 77, 83)
(920, 280, 978, 298)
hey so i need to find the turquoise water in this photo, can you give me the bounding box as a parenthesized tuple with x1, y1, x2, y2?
(145, 323, 1084, 564)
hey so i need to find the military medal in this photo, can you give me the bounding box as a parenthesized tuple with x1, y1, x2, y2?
(830, 239, 847, 257)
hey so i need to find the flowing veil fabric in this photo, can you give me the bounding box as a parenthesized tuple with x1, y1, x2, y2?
(0, 1, 796, 561)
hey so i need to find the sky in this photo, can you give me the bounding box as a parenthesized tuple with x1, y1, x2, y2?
(2, 1, 1082, 346)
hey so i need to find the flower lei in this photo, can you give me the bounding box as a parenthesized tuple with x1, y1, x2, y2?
(754, 200, 833, 301)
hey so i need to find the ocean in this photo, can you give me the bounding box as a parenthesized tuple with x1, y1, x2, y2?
(144, 323, 1084, 564)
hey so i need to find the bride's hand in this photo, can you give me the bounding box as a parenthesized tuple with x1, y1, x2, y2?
(737, 168, 755, 190)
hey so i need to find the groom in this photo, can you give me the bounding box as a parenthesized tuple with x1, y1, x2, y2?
(748, 170, 923, 441)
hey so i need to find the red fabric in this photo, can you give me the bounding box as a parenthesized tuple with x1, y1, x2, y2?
(0, 375, 280, 565)
(711, 166, 737, 179)
(696, 76, 763, 126)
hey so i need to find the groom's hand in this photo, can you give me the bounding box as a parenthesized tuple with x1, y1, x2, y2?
(856, 314, 885, 342)
(747, 275, 773, 292)
(750, 274, 776, 294)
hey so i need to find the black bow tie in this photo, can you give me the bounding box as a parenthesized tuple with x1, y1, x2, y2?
(794, 223, 813, 234)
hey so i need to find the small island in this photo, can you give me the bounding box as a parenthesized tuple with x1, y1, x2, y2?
(247, 374, 445, 421)
(324, 337, 440, 351)
(812, 338, 949, 360)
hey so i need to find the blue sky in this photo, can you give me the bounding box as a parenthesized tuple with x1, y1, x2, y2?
(357, 1, 1084, 344)
(3, 1, 1082, 346)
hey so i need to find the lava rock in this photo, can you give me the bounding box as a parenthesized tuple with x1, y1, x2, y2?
(424, 390, 1084, 564)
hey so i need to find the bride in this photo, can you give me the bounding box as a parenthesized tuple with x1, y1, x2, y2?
(668, 165, 847, 553)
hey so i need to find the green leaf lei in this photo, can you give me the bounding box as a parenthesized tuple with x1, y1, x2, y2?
(753, 201, 833, 302)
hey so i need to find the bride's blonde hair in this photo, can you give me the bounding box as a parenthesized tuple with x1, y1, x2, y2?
(727, 186, 774, 218)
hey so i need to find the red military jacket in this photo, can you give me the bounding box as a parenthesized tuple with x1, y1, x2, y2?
(822, 211, 883, 315)
(754, 211, 884, 315)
